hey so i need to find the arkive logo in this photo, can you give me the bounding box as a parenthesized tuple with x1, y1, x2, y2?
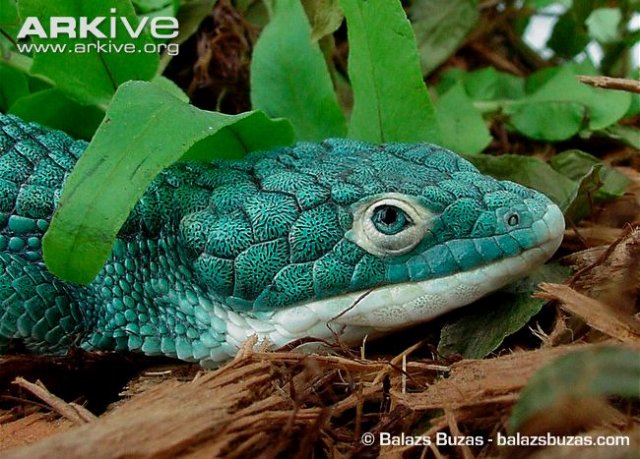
(17, 8, 179, 40)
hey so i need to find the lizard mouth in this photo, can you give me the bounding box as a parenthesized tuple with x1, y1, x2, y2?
(207, 203, 564, 365)
(264, 203, 564, 343)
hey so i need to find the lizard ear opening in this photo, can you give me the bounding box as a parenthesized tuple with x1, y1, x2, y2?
(347, 193, 433, 257)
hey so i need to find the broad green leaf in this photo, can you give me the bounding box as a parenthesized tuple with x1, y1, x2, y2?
(437, 67, 525, 103)
(9, 88, 104, 139)
(132, 0, 175, 14)
(250, 0, 346, 141)
(550, 149, 629, 203)
(134, 0, 179, 48)
(509, 346, 640, 433)
(138, 5, 177, 37)
(508, 66, 632, 140)
(461, 153, 576, 210)
(548, 12, 590, 58)
(150, 75, 188, 101)
(438, 264, 572, 359)
(570, 58, 599, 76)
(625, 92, 639, 117)
(237, 0, 269, 27)
(434, 68, 466, 95)
(340, 0, 440, 144)
(462, 67, 525, 101)
(527, 66, 631, 130)
(236, 0, 257, 10)
(525, 67, 562, 95)
(0, 63, 29, 111)
(506, 100, 586, 141)
(171, 0, 217, 46)
(586, 7, 622, 44)
(301, 0, 343, 41)
(524, 0, 571, 7)
(0, 0, 20, 37)
(43, 81, 294, 283)
(560, 164, 602, 221)
(585, 88, 633, 131)
(624, 69, 639, 116)
(18, 0, 159, 107)
(435, 83, 491, 154)
(546, 144, 630, 221)
(409, 0, 478, 76)
(600, 124, 640, 149)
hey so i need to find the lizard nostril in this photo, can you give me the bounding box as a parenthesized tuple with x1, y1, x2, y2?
(507, 214, 519, 226)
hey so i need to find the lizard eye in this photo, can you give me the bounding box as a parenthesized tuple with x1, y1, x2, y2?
(348, 194, 433, 257)
(371, 205, 411, 235)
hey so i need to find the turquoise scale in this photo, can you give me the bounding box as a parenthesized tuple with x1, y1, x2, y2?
(0, 114, 555, 363)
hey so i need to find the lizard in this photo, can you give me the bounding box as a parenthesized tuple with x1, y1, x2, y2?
(0, 113, 564, 367)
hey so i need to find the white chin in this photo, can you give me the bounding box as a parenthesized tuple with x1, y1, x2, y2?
(268, 203, 564, 336)
(202, 203, 564, 365)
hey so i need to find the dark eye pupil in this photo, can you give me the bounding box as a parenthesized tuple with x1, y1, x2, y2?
(508, 214, 519, 226)
(372, 205, 410, 235)
(379, 206, 398, 225)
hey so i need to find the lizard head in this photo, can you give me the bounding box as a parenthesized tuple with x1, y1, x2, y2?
(179, 139, 564, 359)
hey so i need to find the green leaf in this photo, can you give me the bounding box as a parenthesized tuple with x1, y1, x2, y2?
(149, 74, 188, 101)
(435, 83, 491, 154)
(171, 0, 217, 46)
(0, 62, 29, 111)
(409, 0, 478, 75)
(438, 264, 572, 359)
(600, 124, 640, 149)
(237, 0, 269, 27)
(586, 7, 622, 44)
(507, 100, 586, 141)
(43, 81, 294, 283)
(434, 68, 465, 95)
(461, 153, 576, 210)
(550, 149, 630, 200)
(18, 0, 159, 106)
(462, 67, 525, 101)
(507, 66, 632, 140)
(0, 0, 20, 37)
(525, 67, 561, 95)
(531, 67, 631, 130)
(509, 346, 640, 433)
(569, 58, 599, 77)
(8, 88, 104, 139)
(250, 0, 346, 141)
(626, 93, 640, 118)
(548, 12, 590, 58)
(524, 0, 571, 7)
(132, 0, 175, 14)
(301, 0, 343, 41)
(340, 0, 440, 144)
(560, 164, 603, 221)
(585, 90, 633, 131)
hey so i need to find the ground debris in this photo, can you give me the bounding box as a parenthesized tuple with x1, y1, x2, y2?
(537, 283, 640, 344)
(3, 342, 635, 458)
(12, 378, 97, 426)
(0, 413, 73, 451)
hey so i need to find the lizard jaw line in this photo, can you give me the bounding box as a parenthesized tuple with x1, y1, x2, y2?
(266, 203, 563, 336)
(203, 204, 564, 365)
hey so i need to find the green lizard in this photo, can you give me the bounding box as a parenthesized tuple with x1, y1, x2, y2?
(0, 114, 564, 366)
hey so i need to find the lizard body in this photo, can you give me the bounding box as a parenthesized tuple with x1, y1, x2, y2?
(0, 114, 564, 366)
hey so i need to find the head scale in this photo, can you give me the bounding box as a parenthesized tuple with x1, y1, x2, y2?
(178, 139, 564, 335)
